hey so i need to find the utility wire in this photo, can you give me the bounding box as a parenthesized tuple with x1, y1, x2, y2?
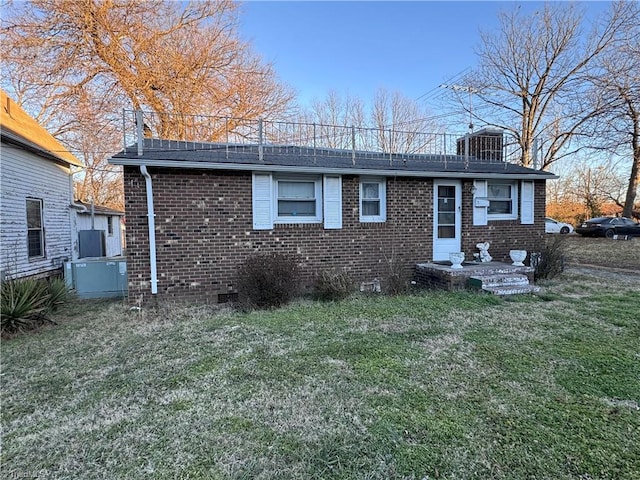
(415, 67, 472, 103)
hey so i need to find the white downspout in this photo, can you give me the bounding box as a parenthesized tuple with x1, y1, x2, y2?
(140, 165, 158, 295)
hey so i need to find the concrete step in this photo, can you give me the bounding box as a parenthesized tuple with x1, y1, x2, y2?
(468, 273, 530, 289)
(482, 284, 541, 296)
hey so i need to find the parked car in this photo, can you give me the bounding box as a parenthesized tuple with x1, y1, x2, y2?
(545, 217, 574, 234)
(576, 216, 639, 238)
(613, 220, 640, 237)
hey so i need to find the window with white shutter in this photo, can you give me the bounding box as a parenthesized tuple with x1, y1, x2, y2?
(274, 175, 322, 224)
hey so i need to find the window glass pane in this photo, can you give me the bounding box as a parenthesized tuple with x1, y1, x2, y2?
(488, 200, 512, 214)
(438, 212, 455, 225)
(28, 230, 42, 257)
(438, 198, 455, 213)
(488, 184, 511, 199)
(26, 199, 42, 228)
(362, 183, 379, 199)
(279, 181, 314, 199)
(362, 200, 380, 216)
(278, 200, 316, 216)
(438, 186, 455, 198)
(438, 226, 455, 238)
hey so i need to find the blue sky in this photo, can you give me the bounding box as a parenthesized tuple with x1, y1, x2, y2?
(238, 1, 612, 111)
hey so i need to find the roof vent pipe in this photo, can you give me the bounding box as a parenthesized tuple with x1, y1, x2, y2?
(140, 165, 158, 294)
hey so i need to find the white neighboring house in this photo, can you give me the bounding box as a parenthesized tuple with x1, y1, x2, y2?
(0, 89, 84, 279)
(74, 202, 125, 258)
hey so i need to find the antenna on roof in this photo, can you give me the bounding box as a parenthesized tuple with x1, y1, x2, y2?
(439, 84, 479, 132)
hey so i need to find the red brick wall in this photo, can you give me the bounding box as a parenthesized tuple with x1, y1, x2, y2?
(460, 180, 546, 262)
(123, 167, 546, 302)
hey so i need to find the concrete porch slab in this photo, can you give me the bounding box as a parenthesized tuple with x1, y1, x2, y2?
(413, 261, 535, 291)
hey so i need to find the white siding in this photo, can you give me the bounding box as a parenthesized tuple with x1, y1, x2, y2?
(1, 141, 73, 278)
(76, 214, 123, 257)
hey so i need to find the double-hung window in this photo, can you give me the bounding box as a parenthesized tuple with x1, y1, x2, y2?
(26, 198, 45, 258)
(487, 181, 517, 220)
(275, 176, 322, 223)
(360, 177, 386, 222)
(107, 216, 114, 236)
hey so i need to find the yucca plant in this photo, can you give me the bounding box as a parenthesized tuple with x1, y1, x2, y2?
(47, 278, 72, 311)
(1, 278, 52, 334)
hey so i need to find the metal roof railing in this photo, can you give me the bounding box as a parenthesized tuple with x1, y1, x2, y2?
(122, 109, 522, 165)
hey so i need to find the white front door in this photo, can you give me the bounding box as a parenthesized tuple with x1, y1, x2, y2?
(433, 180, 462, 261)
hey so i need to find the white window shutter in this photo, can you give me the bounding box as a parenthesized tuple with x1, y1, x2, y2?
(323, 175, 342, 229)
(473, 179, 488, 226)
(521, 180, 534, 225)
(252, 173, 273, 230)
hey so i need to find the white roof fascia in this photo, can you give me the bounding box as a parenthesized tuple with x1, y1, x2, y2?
(109, 158, 558, 180)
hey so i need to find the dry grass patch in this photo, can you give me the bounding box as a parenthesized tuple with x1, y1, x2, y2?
(561, 235, 640, 270)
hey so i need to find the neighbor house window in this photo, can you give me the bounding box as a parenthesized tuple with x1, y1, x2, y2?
(26, 198, 44, 258)
(107, 216, 114, 236)
(274, 176, 322, 223)
(487, 181, 517, 220)
(360, 177, 386, 223)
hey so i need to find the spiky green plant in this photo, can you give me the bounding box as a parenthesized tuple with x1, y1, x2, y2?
(46, 278, 72, 311)
(1, 278, 52, 334)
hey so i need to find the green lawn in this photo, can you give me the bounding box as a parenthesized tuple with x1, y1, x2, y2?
(2, 270, 639, 479)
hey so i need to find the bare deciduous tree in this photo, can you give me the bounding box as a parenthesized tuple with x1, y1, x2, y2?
(2, 0, 294, 137)
(301, 89, 442, 154)
(1, 0, 295, 206)
(370, 89, 443, 154)
(452, 2, 635, 169)
(67, 92, 125, 210)
(547, 156, 627, 222)
(584, 2, 640, 218)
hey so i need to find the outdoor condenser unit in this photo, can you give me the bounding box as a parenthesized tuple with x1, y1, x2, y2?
(78, 229, 106, 258)
(64, 258, 128, 299)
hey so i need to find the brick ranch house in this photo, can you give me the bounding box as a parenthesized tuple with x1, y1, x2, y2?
(110, 123, 555, 303)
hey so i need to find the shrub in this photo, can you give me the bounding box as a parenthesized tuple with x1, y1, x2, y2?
(384, 253, 408, 296)
(0, 276, 71, 334)
(534, 236, 567, 281)
(47, 278, 73, 311)
(1, 278, 52, 334)
(312, 269, 353, 301)
(236, 253, 300, 309)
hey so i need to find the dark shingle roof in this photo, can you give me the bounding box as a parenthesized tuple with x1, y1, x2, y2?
(75, 201, 124, 216)
(110, 139, 556, 179)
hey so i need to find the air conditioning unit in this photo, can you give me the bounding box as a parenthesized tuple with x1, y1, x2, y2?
(64, 258, 127, 299)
